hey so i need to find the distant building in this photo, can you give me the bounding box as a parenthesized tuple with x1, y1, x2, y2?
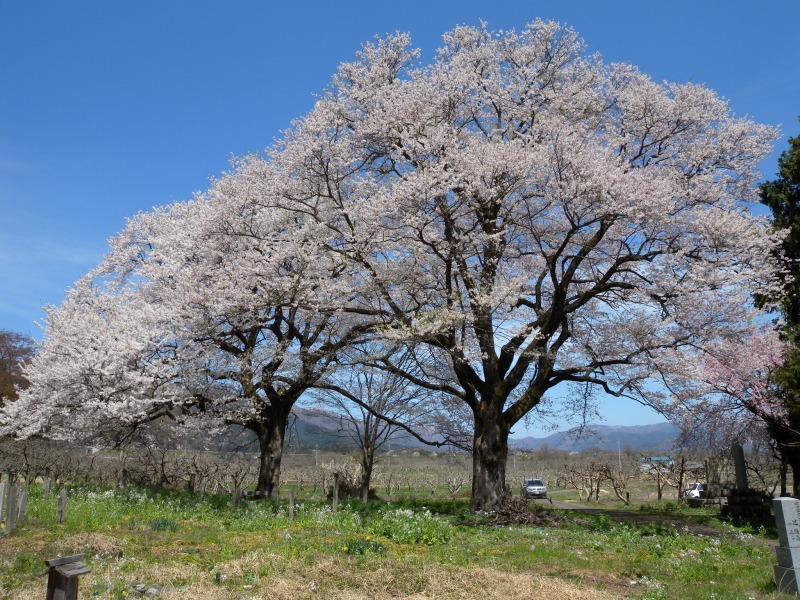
(639, 455, 673, 473)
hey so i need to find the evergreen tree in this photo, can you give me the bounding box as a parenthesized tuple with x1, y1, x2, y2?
(761, 132, 800, 335)
(760, 129, 800, 494)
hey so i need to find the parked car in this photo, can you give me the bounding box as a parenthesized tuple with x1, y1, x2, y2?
(684, 482, 707, 499)
(521, 478, 548, 499)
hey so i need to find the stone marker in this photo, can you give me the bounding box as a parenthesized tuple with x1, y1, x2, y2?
(732, 443, 749, 491)
(721, 444, 771, 522)
(0, 482, 5, 527)
(773, 497, 800, 594)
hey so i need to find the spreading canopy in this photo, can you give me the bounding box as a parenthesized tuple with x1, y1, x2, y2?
(1, 20, 783, 509)
(262, 21, 782, 506)
(267, 23, 778, 410)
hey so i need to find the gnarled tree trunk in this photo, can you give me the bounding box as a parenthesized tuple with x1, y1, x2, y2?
(471, 405, 510, 511)
(251, 403, 292, 500)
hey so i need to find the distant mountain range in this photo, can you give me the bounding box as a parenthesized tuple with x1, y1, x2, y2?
(509, 422, 679, 452)
(285, 408, 679, 453)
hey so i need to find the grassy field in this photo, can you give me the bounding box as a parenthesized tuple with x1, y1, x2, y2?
(0, 481, 790, 599)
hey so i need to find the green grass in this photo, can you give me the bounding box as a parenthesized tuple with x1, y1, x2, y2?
(0, 482, 789, 599)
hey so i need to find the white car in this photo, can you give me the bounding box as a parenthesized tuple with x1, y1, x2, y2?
(684, 482, 707, 499)
(521, 478, 548, 499)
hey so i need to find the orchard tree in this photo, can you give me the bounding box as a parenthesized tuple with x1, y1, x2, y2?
(264, 21, 782, 509)
(0, 329, 35, 406)
(311, 345, 434, 501)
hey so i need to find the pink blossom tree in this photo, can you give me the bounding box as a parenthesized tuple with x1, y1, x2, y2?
(669, 326, 800, 494)
(703, 328, 788, 426)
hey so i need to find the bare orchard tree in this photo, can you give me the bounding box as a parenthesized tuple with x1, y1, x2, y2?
(639, 456, 679, 502)
(0, 437, 72, 486)
(311, 346, 433, 501)
(562, 461, 606, 503)
(598, 457, 639, 505)
(745, 434, 782, 498)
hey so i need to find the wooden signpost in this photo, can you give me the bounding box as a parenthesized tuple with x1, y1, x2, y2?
(44, 554, 91, 600)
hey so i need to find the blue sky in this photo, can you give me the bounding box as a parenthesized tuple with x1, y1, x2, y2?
(1, 1, 798, 434)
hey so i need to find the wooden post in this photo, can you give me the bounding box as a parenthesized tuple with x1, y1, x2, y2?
(5, 485, 18, 534)
(333, 473, 339, 513)
(289, 488, 295, 520)
(58, 489, 68, 524)
(18, 488, 28, 521)
(0, 482, 5, 527)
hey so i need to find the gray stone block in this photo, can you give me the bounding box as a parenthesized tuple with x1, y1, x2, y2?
(775, 565, 800, 595)
(773, 498, 800, 548)
(776, 546, 800, 568)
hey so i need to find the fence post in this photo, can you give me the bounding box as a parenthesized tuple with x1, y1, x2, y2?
(17, 488, 28, 521)
(58, 489, 68, 524)
(333, 473, 339, 513)
(5, 485, 18, 535)
(0, 482, 5, 528)
(289, 488, 295, 520)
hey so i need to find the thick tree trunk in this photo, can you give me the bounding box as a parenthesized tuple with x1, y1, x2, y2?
(253, 406, 291, 501)
(789, 457, 800, 498)
(780, 459, 788, 496)
(769, 422, 800, 497)
(471, 412, 510, 511)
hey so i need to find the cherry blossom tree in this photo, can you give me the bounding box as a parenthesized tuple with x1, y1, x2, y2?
(670, 326, 800, 494)
(261, 21, 782, 508)
(1, 20, 783, 511)
(1, 168, 377, 500)
(702, 328, 788, 427)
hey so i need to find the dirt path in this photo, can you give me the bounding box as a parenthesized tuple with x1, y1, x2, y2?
(541, 499, 754, 538)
